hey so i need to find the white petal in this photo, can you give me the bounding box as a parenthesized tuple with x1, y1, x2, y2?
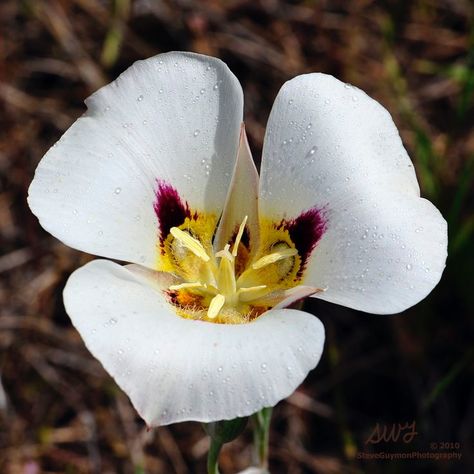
(29, 52, 243, 267)
(63, 260, 325, 426)
(259, 73, 419, 219)
(260, 73, 447, 313)
(214, 124, 260, 253)
(306, 191, 447, 313)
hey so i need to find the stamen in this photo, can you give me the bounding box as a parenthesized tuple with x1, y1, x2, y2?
(232, 215, 248, 256)
(251, 247, 298, 270)
(169, 282, 205, 291)
(238, 285, 268, 302)
(170, 227, 210, 262)
(208, 294, 226, 319)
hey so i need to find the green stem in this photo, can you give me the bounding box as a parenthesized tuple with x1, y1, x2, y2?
(207, 437, 223, 474)
(253, 407, 273, 469)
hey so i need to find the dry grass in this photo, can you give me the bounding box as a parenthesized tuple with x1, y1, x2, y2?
(1, 1, 473, 473)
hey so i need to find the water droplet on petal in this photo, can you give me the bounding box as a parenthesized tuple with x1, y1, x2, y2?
(406, 263, 412, 271)
(137, 94, 143, 102)
(114, 187, 121, 194)
(193, 129, 200, 137)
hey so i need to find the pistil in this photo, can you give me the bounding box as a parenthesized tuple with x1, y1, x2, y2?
(168, 215, 299, 322)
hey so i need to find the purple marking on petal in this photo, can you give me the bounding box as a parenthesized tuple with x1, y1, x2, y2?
(280, 207, 327, 276)
(154, 180, 191, 247)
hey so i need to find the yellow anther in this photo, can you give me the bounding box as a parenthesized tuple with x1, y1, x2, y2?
(232, 215, 248, 256)
(170, 227, 210, 262)
(169, 282, 205, 291)
(251, 247, 298, 270)
(208, 294, 226, 319)
(238, 285, 268, 302)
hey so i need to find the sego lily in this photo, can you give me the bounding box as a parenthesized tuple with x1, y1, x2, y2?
(28, 52, 447, 427)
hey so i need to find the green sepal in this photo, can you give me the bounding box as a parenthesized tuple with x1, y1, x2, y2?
(203, 416, 249, 444)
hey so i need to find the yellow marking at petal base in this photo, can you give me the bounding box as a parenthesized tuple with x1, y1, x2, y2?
(251, 247, 298, 270)
(208, 294, 226, 319)
(170, 227, 210, 262)
(232, 215, 248, 256)
(169, 282, 205, 291)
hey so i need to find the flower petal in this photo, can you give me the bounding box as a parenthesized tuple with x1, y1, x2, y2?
(213, 124, 260, 254)
(260, 73, 447, 314)
(28, 52, 243, 267)
(305, 191, 447, 313)
(259, 73, 420, 219)
(63, 259, 325, 426)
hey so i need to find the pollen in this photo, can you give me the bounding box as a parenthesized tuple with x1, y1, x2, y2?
(162, 215, 303, 324)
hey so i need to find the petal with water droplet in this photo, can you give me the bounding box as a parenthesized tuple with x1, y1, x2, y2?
(28, 52, 243, 268)
(63, 259, 325, 426)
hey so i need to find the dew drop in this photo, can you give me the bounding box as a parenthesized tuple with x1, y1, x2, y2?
(137, 94, 143, 102)
(213, 83, 219, 90)
(114, 187, 121, 194)
(200, 88, 205, 94)
(406, 263, 412, 271)
(193, 129, 200, 137)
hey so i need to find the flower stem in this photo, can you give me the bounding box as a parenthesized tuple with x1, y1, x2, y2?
(252, 406, 273, 468)
(207, 437, 223, 474)
(203, 417, 248, 474)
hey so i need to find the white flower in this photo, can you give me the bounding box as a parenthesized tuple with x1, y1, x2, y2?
(28, 52, 447, 427)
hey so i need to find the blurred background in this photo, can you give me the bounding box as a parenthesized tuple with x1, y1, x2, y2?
(1, 0, 473, 473)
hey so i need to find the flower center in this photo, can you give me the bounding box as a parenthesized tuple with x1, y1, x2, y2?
(163, 216, 302, 324)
